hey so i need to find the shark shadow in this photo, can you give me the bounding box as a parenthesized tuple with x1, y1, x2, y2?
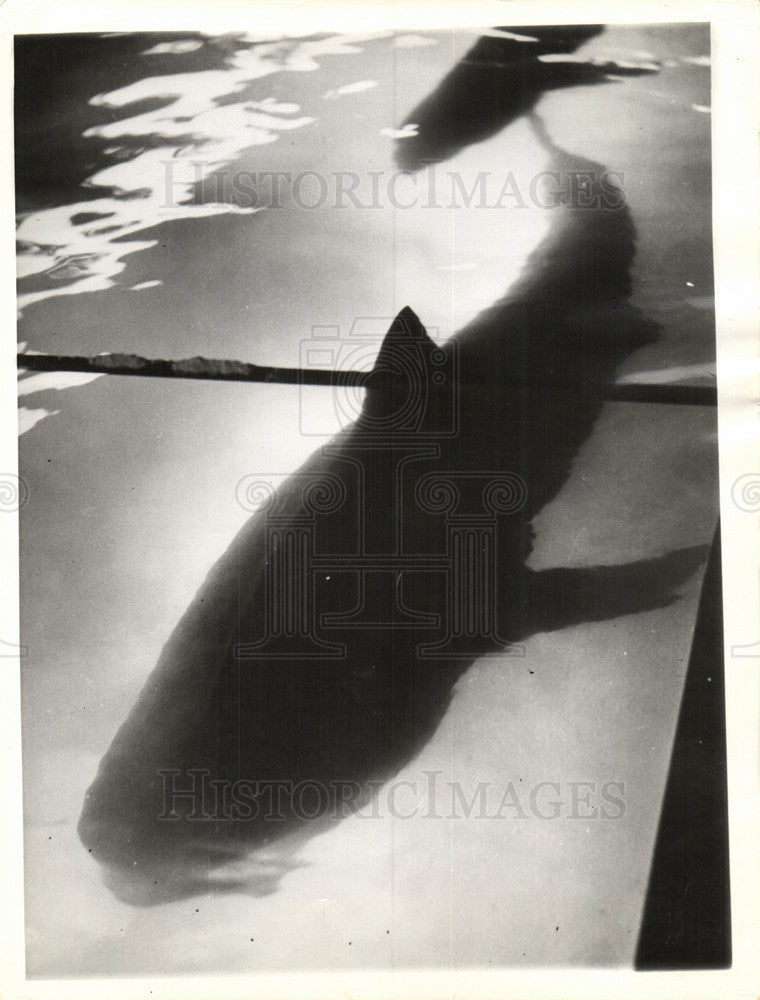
(78, 48, 699, 907)
(394, 24, 658, 171)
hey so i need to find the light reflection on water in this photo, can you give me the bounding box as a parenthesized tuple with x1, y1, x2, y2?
(15, 28, 713, 328)
(17, 30, 467, 319)
(16, 28, 558, 434)
(16, 33, 392, 313)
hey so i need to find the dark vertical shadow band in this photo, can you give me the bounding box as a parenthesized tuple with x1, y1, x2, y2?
(635, 520, 731, 969)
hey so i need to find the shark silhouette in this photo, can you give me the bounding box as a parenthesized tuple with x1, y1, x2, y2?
(79, 61, 703, 907)
(394, 25, 657, 171)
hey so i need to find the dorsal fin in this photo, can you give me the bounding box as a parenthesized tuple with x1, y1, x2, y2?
(372, 306, 435, 373)
(361, 307, 437, 427)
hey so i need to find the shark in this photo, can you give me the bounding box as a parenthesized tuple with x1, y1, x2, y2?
(78, 41, 702, 907)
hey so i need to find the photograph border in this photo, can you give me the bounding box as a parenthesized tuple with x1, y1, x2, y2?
(1, 1, 758, 997)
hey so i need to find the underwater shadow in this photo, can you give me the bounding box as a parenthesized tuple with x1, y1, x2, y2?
(394, 25, 657, 171)
(78, 29, 695, 907)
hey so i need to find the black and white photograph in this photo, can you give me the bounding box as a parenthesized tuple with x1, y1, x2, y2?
(2, 1, 759, 996)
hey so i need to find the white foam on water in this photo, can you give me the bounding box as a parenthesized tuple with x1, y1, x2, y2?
(18, 370, 104, 396)
(141, 40, 204, 56)
(393, 34, 439, 49)
(18, 406, 61, 435)
(233, 29, 392, 47)
(324, 79, 378, 99)
(379, 123, 418, 139)
(539, 53, 661, 73)
(461, 27, 538, 42)
(17, 369, 105, 435)
(493, 30, 540, 42)
(128, 279, 162, 291)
